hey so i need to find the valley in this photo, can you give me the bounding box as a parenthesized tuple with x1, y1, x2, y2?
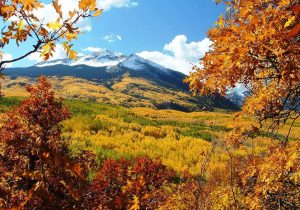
(1, 51, 298, 178)
(1, 97, 299, 177)
(0, 0, 299, 208)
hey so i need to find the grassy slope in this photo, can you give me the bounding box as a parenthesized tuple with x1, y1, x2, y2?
(2, 76, 238, 111)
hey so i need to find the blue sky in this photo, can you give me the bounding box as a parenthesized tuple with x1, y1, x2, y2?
(1, 0, 225, 74)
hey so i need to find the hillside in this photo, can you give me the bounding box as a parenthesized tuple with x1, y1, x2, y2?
(1, 97, 299, 176)
(2, 50, 238, 111)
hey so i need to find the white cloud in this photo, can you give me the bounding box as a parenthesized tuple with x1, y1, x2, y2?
(82, 47, 105, 53)
(57, 0, 138, 12)
(9, 0, 138, 34)
(0, 53, 13, 67)
(164, 35, 211, 63)
(137, 51, 192, 74)
(32, 2, 92, 32)
(102, 34, 122, 42)
(77, 52, 86, 57)
(31, 0, 138, 33)
(97, 0, 138, 10)
(28, 44, 66, 63)
(76, 19, 93, 32)
(137, 35, 212, 75)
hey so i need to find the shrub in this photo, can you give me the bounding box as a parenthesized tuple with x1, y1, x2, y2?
(87, 157, 177, 209)
(0, 77, 87, 209)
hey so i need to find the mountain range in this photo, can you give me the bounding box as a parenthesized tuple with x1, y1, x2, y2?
(2, 49, 239, 111)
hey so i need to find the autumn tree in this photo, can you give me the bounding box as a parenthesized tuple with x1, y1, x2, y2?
(0, 77, 90, 208)
(185, 0, 300, 209)
(186, 0, 300, 139)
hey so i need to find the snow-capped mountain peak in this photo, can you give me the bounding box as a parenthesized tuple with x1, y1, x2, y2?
(35, 49, 126, 68)
(35, 50, 169, 73)
(121, 54, 168, 71)
(121, 54, 146, 70)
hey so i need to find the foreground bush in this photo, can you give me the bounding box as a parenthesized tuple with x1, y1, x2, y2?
(0, 77, 88, 208)
(87, 157, 177, 209)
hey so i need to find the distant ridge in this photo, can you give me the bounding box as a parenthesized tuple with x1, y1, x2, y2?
(35, 49, 127, 67)
(3, 50, 239, 111)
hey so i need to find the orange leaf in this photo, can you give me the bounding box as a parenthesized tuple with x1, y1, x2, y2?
(288, 22, 300, 38)
(53, 0, 63, 19)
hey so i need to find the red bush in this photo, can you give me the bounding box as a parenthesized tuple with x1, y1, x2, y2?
(88, 157, 177, 209)
(0, 77, 86, 209)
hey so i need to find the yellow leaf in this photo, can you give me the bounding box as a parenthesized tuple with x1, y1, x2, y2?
(79, 0, 92, 11)
(218, 15, 225, 27)
(93, 9, 103, 17)
(41, 42, 55, 60)
(69, 50, 77, 60)
(20, 0, 41, 10)
(62, 42, 77, 60)
(291, 171, 300, 183)
(64, 33, 78, 41)
(279, 0, 290, 7)
(89, 0, 97, 10)
(284, 16, 296, 28)
(47, 18, 62, 31)
(78, 0, 97, 11)
(129, 195, 140, 210)
(69, 10, 76, 19)
(18, 20, 24, 31)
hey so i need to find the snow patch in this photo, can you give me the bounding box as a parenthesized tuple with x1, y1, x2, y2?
(121, 54, 144, 70)
(121, 54, 170, 73)
(35, 49, 126, 68)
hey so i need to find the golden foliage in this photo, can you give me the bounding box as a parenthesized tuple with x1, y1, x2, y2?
(185, 1, 300, 208)
(186, 0, 300, 134)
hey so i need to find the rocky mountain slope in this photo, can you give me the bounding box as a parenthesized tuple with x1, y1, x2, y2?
(2, 50, 239, 111)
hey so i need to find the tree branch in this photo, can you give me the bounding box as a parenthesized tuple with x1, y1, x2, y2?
(0, 40, 42, 71)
